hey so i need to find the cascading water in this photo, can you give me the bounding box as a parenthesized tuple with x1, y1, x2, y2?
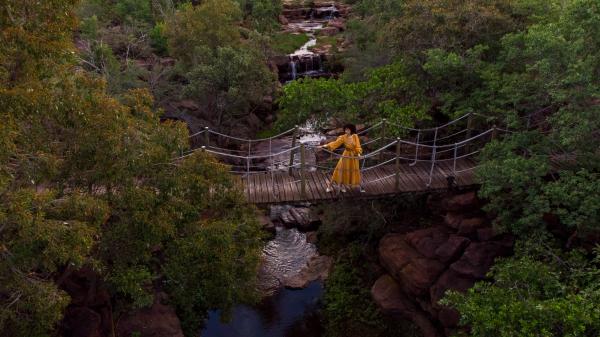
(290, 60, 297, 80)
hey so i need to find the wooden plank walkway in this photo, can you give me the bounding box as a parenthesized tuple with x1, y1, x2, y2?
(242, 158, 477, 204)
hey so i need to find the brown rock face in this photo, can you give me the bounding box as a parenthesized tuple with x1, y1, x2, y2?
(372, 275, 442, 337)
(284, 255, 333, 289)
(117, 299, 184, 337)
(434, 236, 470, 263)
(443, 212, 464, 229)
(456, 217, 486, 236)
(318, 26, 339, 36)
(430, 269, 476, 306)
(379, 234, 446, 296)
(450, 242, 511, 279)
(441, 191, 479, 211)
(373, 189, 515, 337)
(327, 18, 346, 30)
(405, 226, 450, 259)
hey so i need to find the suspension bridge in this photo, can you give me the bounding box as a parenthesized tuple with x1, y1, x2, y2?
(180, 112, 550, 204)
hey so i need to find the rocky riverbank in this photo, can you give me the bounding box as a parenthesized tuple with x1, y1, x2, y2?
(371, 190, 514, 337)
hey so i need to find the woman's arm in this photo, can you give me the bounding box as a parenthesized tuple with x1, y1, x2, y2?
(353, 134, 363, 155)
(324, 136, 345, 150)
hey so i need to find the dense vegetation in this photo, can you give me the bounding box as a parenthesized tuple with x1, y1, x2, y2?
(0, 1, 265, 336)
(2, 0, 599, 336)
(292, 0, 599, 336)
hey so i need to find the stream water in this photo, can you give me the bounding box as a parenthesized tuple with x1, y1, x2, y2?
(200, 129, 328, 337)
(200, 4, 342, 336)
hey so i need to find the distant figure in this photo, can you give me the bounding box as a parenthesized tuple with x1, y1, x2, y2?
(319, 124, 364, 193)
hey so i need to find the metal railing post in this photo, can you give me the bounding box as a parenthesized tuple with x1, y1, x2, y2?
(300, 143, 306, 198)
(452, 143, 458, 175)
(380, 118, 387, 161)
(465, 113, 473, 153)
(289, 125, 299, 176)
(395, 138, 401, 190)
(491, 125, 498, 140)
(204, 127, 209, 147)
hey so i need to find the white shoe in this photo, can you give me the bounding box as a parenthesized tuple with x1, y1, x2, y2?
(341, 187, 347, 193)
(326, 187, 332, 193)
(359, 187, 366, 193)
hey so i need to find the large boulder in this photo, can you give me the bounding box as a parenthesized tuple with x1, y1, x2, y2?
(450, 242, 511, 279)
(405, 226, 450, 259)
(318, 26, 339, 36)
(284, 255, 333, 289)
(379, 234, 446, 296)
(372, 275, 442, 337)
(117, 294, 184, 337)
(434, 235, 470, 263)
(441, 191, 480, 211)
(279, 206, 321, 231)
(456, 217, 487, 236)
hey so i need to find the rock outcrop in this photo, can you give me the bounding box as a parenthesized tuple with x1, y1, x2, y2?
(284, 255, 334, 288)
(372, 190, 514, 337)
(117, 293, 184, 337)
(60, 268, 184, 337)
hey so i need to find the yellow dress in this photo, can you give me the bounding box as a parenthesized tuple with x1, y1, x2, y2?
(325, 134, 362, 186)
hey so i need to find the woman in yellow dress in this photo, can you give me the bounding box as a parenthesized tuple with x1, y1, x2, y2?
(319, 124, 364, 193)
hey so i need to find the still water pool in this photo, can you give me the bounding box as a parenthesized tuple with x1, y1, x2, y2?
(200, 281, 324, 337)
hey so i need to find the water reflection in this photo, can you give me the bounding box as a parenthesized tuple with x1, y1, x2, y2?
(200, 282, 324, 337)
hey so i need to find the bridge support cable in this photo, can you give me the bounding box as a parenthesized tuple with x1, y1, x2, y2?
(176, 119, 521, 203)
(426, 127, 439, 187)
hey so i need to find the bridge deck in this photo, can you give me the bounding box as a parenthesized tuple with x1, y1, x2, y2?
(243, 158, 477, 204)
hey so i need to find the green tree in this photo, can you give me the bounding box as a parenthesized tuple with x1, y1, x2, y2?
(165, 0, 242, 66)
(444, 240, 600, 337)
(184, 45, 275, 127)
(1, 2, 264, 337)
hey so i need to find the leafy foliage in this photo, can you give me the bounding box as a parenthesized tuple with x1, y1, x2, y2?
(276, 60, 429, 132)
(443, 240, 600, 337)
(1, 2, 264, 337)
(324, 244, 419, 337)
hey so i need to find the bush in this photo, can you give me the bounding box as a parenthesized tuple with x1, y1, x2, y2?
(150, 22, 169, 55)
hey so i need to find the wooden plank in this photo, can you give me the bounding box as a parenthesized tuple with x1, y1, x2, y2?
(302, 171, 317, 201)
(319, 170, 335, 200)
(317, 170, 333, 199)
(255, 173, 265, 204)
(271, 171, 282, 203)
(411, 162, 432, 190)
(401, 163, 422, 191)
(381, 165, 406, 193)
(429, 162, 448, 189)
(308, 171, 325, 201)
(280, 173, 293, 203)
(371, 167, 391, 194)
(281, 172, 294, 202)
(264, 172, 276, 203)
(359, 169, 374, 195)
(383, 164, 403, 192)
(246, 174, 256, 203)
(393, 164, 418, 192)
(288, 171, 302, 202)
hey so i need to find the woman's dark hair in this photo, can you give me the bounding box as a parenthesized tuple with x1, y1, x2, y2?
(343, 123, 357, 134)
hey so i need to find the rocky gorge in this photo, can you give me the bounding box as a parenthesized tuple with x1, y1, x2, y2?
(372, 191, 514, 337)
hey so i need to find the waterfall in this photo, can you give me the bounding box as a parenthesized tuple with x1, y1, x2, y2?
(290, 59, 297, 80)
